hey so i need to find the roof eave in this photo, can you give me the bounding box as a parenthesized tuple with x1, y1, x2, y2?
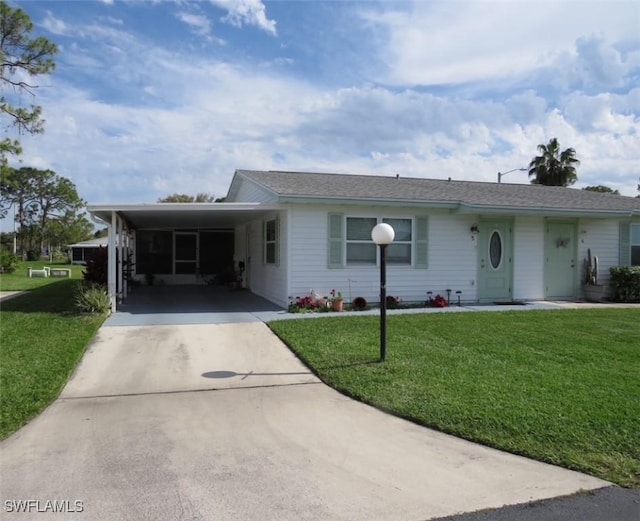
(278, 195, 458, 209)
(456, 202, 636, 218)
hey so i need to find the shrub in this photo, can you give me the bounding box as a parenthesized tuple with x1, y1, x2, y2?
(83, 247, 108, 287)
(351, 296, 368, 311)
(609, 266, 640, 303)
(428, 294, 448, 307)
(386, 295, 400, 309)
(75, 282, 111, 314)
(0, 250, 19, 273)
(288, 294, 328, 313)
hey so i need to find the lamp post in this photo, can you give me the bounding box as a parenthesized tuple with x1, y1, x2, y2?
(371, 223, 395, 362)
(497, 167, 527, 183)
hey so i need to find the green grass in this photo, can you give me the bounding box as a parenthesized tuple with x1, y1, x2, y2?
(0, 279, 105, 440)
(0, 260, 82, 291)
(269, 309, 640, 487)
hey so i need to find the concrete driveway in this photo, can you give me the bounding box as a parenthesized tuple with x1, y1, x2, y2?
(1, 318, 608, 521)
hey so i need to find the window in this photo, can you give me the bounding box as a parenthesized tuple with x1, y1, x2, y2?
(136, 230, 173, 274)
(346, 217, 377, 265)
(383, 218, 412, 265)
(632, 224, 640, 266)
(345, 217, 412, 266)
(489, 231, 503, 270)
(329, 214, 428, 269)
(264, 218, 278, 265)
(620, 223, 640, 266)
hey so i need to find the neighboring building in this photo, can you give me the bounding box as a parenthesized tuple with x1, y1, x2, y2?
(88, 170, 640, 311)
(68, 237, 109, 265)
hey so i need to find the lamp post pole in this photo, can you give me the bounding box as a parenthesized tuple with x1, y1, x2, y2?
(380, 243, 387, 361)
(497, 167, 527, 183)
(371, 223, 395, 362)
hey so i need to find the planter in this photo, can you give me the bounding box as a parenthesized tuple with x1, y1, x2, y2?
(583, 284, 607, 303)
(331, 299, 344, 312)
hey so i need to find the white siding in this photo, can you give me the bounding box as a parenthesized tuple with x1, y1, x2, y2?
(230, 177, 278, 203)
(241, 211, 288, 307)
(513, 216, 545, 300)
(288, 204, 478, 304)
(577, 218, 619, 289)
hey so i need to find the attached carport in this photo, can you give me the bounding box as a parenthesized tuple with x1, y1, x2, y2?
(87, 202, 282, 312)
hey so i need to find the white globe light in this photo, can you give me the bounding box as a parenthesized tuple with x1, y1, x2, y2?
(371, 223, 395, 245)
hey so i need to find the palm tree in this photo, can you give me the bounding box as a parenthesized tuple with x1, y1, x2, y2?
(528, 138, 579, 187)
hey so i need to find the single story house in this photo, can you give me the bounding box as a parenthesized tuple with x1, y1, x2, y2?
(68, 236, 109, 264)
(88, 170, 640, 311)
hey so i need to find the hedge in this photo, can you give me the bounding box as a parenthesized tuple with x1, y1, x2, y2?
(609, 266, 640, 303)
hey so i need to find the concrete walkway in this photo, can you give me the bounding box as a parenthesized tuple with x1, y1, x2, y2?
(1, 317, 609, 521)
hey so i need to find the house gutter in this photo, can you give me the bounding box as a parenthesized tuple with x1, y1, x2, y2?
(276, 195, 638, 218)
(456, 202, 638, 218)
(276, 195, 457, 209)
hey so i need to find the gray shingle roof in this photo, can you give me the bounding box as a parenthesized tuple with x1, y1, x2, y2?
(237, 170, 640, 214)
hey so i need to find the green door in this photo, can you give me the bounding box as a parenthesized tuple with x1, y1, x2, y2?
(478, 219, 513, 302)
(545, 222, 577, 299)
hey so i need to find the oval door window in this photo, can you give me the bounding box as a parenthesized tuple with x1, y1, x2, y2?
(489, 231, 503, 269)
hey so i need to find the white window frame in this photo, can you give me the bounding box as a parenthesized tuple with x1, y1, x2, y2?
(264, 218, 277, 265)
(382, 217, 413, 266)
(631, 223, 640, 266)
(345, 216, 413, 267)
(345, 216, 377, 266)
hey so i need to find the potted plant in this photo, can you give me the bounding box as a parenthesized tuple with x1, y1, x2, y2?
(351, 296, 368, 311)
(329, 289, 344, 312)
(582, 248, 607, 302)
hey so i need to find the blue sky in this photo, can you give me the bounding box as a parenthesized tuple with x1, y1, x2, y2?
(7, 0, 640, 204)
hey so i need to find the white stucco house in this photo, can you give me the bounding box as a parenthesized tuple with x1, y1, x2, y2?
(88, 170, 640, 311)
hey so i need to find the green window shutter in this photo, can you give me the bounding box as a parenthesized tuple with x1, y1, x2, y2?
(328, 213, 344, 269)
(619, 222, 630, 265)
(275, 215, 280, 267)
(414, 216, 428, 268)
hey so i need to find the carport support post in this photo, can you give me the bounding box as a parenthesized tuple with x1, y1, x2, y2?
(108, 211, 117, 312)
(117, 216, 123, 303)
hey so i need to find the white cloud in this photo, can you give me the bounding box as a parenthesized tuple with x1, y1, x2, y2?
(210, 0, 276, 35)
(364, 1, 639, 86)
(176, 11, 214, 40)
(41, 11, 69, 36)
(9, 1, 640, 204)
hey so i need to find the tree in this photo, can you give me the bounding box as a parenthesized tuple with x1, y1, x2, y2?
(528, 138, 579, 187)
(582, 185, 619, 195)
(0, 1, 58, 212)
(158, 193, 216, 203)
(94, 227, 108, 238)
(46, 211, 93, 248)
(2, 167, 84, 255)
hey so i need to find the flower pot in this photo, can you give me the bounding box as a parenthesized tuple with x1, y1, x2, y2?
(331, 299, 344, 312)
(583, 284, 607, 303)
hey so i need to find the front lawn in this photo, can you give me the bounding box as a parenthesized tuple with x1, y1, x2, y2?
(0, 279, 105, 439)
(269, 309, 640, 487)
(0, 260, 82, 291)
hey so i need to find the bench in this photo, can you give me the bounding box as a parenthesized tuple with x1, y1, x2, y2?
(27, 267, 71, 278)
(49, 268, 71, 278)
(28, 267, 50, 278)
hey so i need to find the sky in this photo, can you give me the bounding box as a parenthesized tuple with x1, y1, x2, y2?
(5, 0, 640, 206)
